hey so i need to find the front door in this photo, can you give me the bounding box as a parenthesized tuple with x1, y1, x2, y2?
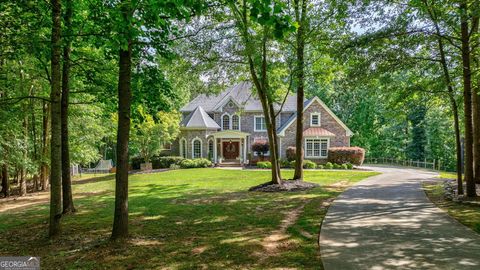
(222, 141, 240, 160)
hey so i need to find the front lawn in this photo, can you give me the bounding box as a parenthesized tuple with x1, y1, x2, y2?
(0, 169, 378, 269)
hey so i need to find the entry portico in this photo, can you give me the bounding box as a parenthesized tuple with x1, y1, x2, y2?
(210, 130, 250, 164)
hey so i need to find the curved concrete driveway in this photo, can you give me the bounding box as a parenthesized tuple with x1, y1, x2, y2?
(320, 166, 480, 270)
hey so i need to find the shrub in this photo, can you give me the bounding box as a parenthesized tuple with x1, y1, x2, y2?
(152, 156, 184, 169)
(318, 165, 324, 169)
(285, 146, 304, 162)
(179, 158, 212, 169)
(345, 163, 354, 169)
(327, 147, 365, 166)
(280, 159, 291, 168)
(303, 160, 317, 169)
(169, 164, 180, 170)
(290, 160, 296, 168)
(341, 164, 349, 170)
(324, 162, 333, 169)
(257, 161, 272, 169)
(333, 163, 342, 169)
(252, 141, 269, 158)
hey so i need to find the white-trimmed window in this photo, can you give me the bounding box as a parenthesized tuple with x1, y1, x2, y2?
(192, 138, 202, 158)
(222, 114, 230, 130)
(310, 113, 321, 127)
(254, 116, 267, 131)
(180, 138, 187, 158)
(232, 114, 240, 130)
(208, 139, 214, 160)
(305, 138, 329, 158)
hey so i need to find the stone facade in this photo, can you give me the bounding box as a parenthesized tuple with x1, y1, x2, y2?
(279, 100, 351, 163)
(175, 96, 352, 164)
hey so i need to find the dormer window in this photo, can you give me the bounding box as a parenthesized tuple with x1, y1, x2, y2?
(310, 113, 321, 127)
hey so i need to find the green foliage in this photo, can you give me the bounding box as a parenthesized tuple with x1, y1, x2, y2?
(153, 156, 185, 169)
(179, 158, 212, 169)
(318, 165, 324, 170)
(346, 163, 354, 170)
(324, 162, 334, 169)
(341, 164, 349, 170)
(279, 159, 291, 168)
(256, 161, 272, 169)
(130, 106, 180, 163)
(333, 163, 342, 169)
(303, 160, 317, 169)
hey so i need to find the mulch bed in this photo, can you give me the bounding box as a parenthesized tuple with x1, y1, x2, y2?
(249, 180, 319, 192)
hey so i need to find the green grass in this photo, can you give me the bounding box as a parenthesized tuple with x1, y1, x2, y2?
(0, 169, 378, 269)
(423, 182, 480, 234)
(438, 171, 460, 179)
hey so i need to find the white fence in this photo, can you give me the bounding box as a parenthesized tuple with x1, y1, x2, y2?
(364, 157, 440, 171)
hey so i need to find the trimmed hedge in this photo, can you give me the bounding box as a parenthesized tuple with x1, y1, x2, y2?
(153, 156, 185, 168)
(324, 162, 334, 169)
(290, 160, 317, 169)
(303, 160, 317, 169)
(179, 158, 212, 169)
(131, 155, 184, 170)
(257, 161, 272, 169)
(327, 147, 365, 166)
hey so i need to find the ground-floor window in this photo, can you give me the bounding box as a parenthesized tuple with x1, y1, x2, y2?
(192, 138, 202, 158)
(180, 138, 187, 158)
(305, 138, 328, 158)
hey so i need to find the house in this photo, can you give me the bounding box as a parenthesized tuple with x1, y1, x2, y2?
(170, 82, 353, 165)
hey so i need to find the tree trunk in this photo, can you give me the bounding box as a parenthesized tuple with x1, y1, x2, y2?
(293, 0, 307, 181)
(460, 2, 476, 197)
(1, 163, 9, 198)
(41, 100, 50, 191)
(61, 0, 75, 214)
(19, 116, 28, 197)
(49, 0, 63, 237)
(473, 16, 480, 184)
(111, 43, 132, 240)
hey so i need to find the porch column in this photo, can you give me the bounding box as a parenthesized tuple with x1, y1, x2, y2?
(213, 137, 217, 163)
(243, 137, 247, 164)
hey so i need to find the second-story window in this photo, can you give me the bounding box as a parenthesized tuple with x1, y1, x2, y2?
(310, 113, 321, 126)
(222, 114, 230, 130)
(232, 115, 240, 130)
(254, 116, 267, 131)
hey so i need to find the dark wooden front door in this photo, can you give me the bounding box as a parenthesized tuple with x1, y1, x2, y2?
(222, 141, 240, 160)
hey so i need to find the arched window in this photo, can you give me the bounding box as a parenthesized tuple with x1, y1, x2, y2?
(222, 114, 230, 130)
(232, 114, 240, 130)
(208, 139, 214, 161)
(192, 138, 202, 158)
(180, 138, 187, 158)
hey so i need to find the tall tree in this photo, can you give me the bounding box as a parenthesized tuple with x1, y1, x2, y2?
(111, 0, 133, 240)
(293, 0, 308, 181)
(61, 0, 75, 214)
(49, 0, 63, 237)
(460, 0, 476, 197)
(229, 0, 294, 185)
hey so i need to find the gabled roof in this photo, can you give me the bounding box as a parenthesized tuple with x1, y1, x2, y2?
(180, 82, 298, 112)
(277, 96, 354, 137)
(180, 106, 220, 130)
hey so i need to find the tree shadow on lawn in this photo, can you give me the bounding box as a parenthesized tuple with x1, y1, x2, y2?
(0, 183, 338, 269)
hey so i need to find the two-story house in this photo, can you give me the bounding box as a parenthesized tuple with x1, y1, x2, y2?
(170, 82, 353, 166)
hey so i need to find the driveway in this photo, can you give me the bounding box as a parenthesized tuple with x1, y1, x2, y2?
(320, 166, 480, 270)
